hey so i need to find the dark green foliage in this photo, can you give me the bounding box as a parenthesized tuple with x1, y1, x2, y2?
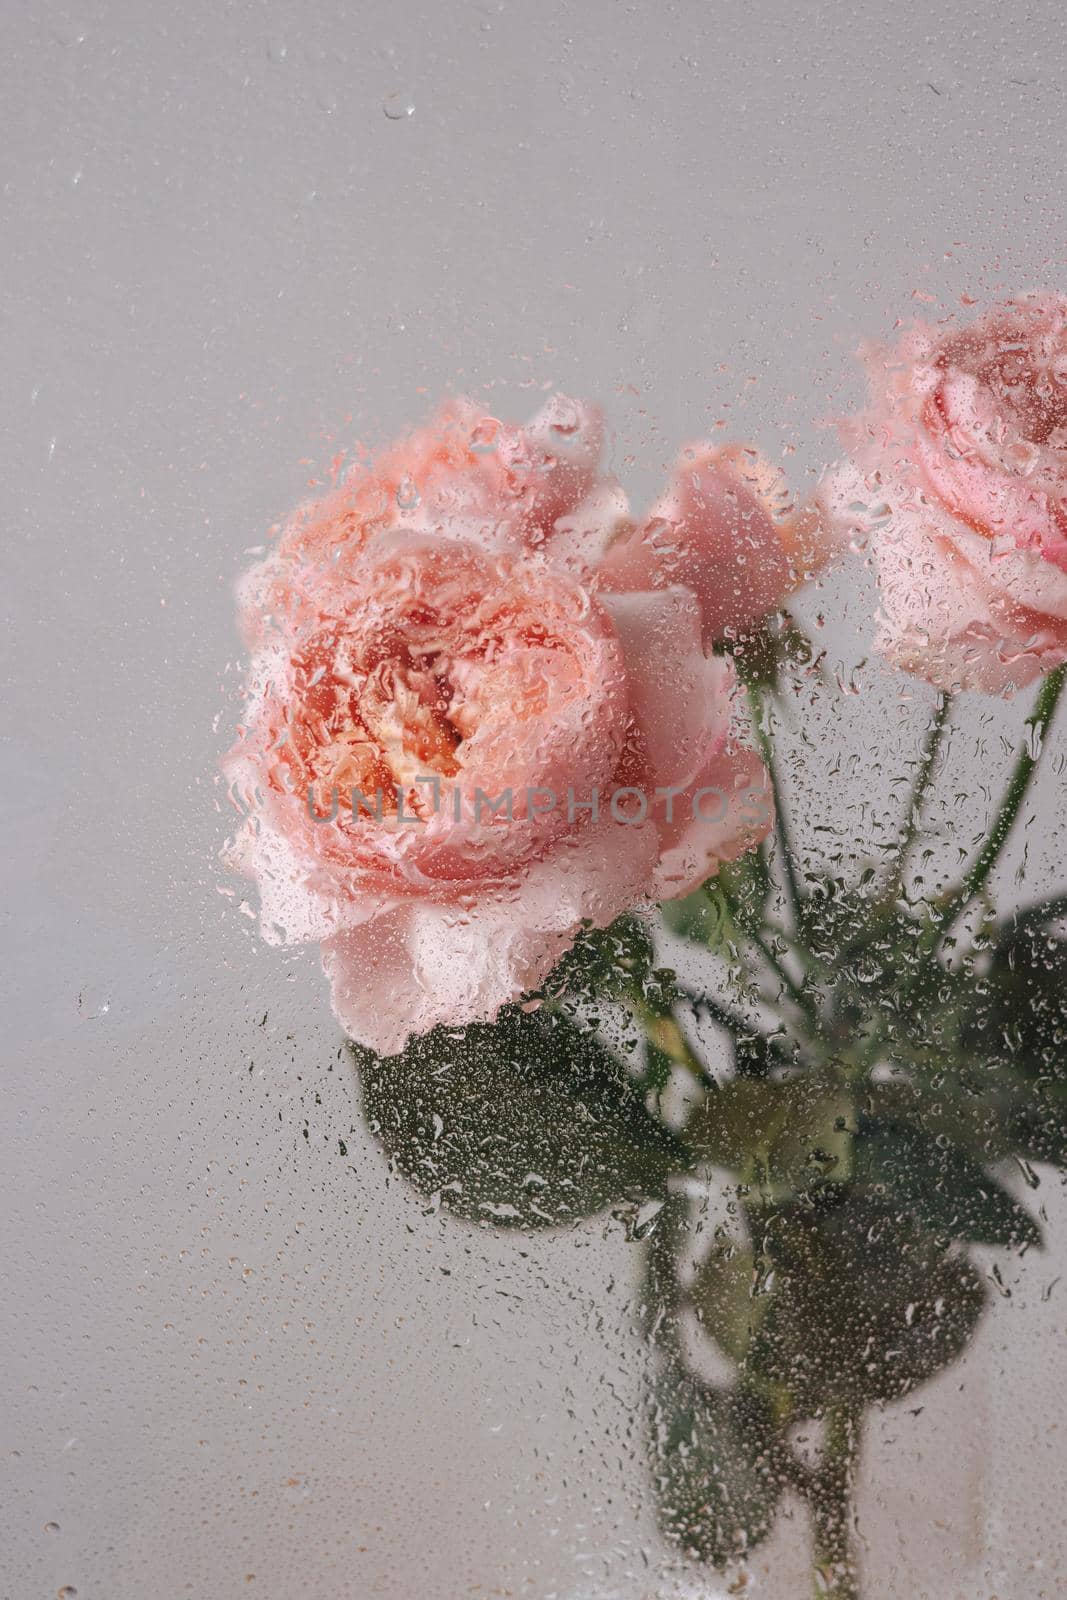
(354, 1004, 681, 1228)
(344, 892, 1067, 1576)
(542, 915, 657, 1005)
(852, 1120, 1040, 1248)
(743, 1196, 987, 1415)
(649, 1364, 784, 1565)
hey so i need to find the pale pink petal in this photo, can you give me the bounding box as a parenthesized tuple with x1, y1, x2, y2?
(834, 296, 1067, 692)
(512, 393, 605, 544)
(543, 480, 633, 580)
(821, 459, 1067, 695)
(322, 811, 661, 1053)
(323, 904, 456, 1057)
(600, 444, 829, 645)
(652, 742, 773, 900)
(235, 395, 609, 648)
(225, 392, 776, 1052)
(599, 587, 735, 792)
(223, 816, 398, 946)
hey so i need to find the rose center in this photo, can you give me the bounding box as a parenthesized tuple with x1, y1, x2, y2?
(282, 539, 621, 840)
(294, 632, 474, 815)
(351, 649, 465, 789)
(978, 345, 1067, 448)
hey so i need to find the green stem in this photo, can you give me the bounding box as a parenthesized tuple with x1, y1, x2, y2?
(939, 664, 1065, 932)
(746, 682, 804, 924)
(748, 924, 814, 1012)
(642, 1191, 687, 1357)
(751, 836, 775, 908)
(680, 984, 797, 1069)
(678, 984, 768, 1043)
(811, 1402, 862, 1600)
(705, 879, 818, 1026)
(891, 690, 951, 893)
(631, 996, 709, 1085)
(1005, 891, 1067, 936)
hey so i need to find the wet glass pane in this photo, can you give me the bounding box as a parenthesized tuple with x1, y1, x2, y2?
(5, 4, 1067, 1598)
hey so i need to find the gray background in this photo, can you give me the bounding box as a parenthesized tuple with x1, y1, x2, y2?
(3, 1, 1067, 1596)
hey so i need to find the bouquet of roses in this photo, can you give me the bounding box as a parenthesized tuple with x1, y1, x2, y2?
(222, 295, 1067, 1598)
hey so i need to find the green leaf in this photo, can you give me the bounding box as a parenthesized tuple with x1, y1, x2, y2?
(936, 915, 1067, 1169)
(730, 1033, 780, 1081)
(716, 851, 772, 936)
(660, 881, 740, 957)
(354, 1006, 681, 1228)
(965, 919, 1067, 1080)
(692, 1245, 768, 1364)
(542, 914, 656, 1005)
(685, 1072, 857, 1191)
(854, 1121, 1041, 1249)
(1004, 1082, 1067, 1168)
(744, 1196, 986, 1416)
(642, 1038, 676, 1096)
(649, 1364, 784, 1566)
(865, 1079, 1020, 1166)
(798, 885, 964, 1035)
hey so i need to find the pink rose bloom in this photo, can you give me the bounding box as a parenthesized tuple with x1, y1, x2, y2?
(599, 441, 832, 645)
(223, 396, 772, 1055)
(819, 294, 1067, 694)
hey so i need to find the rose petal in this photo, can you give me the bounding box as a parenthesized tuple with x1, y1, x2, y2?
(821, 458, 1067, 695)
(600, 443, 829, 644)
(652, 742, 773, 900)
(600, 587, 735, 793)
(322, 810, 660, 1053)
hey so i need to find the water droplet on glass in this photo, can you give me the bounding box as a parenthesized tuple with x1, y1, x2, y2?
(383, 92, 415, 121)
(77, 987, 110, 1020)
(396, 476, 420, 512)
(547, 398, 580, 435)
(52, 20, 86, 46)
(645, 516, 676, 549)
(469, 418, 501, 454)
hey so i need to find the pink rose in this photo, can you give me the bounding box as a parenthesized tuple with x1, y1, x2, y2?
(223, 396, 772, 1055)
(819, 295, 1067, 694)
(599, 441, 832, 645)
